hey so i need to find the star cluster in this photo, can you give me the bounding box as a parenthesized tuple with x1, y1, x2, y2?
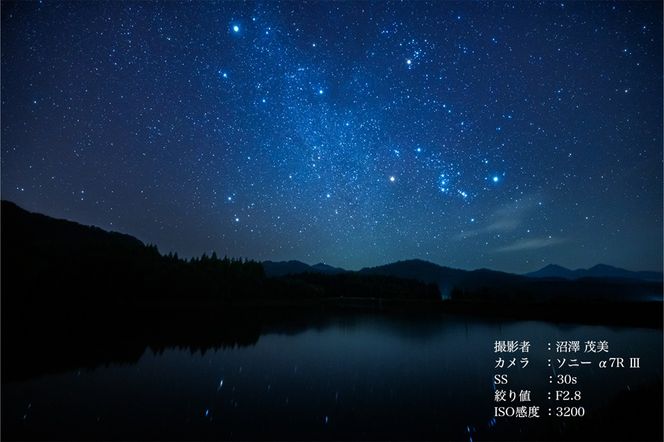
(1, 1, 661, 272)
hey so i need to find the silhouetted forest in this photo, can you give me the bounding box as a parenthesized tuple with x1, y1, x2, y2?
(1, 200, 439, 311)
(1, 200, 437, 383)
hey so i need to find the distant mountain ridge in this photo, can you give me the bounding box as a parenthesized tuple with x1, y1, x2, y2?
(262, 260, 347, 277)
(261, 258, 662, 301)
(356, 258, 662, 302)
(357, 259, 526, 298)
(526, 263, 662, 282)
(3, 199, 659, 305)
(263, 258, 662, 284)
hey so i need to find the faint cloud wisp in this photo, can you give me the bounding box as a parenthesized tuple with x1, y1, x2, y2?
(494, 237, 566, 253)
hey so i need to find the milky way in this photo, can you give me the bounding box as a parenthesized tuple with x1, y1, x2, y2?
(2, 1, 661, 272)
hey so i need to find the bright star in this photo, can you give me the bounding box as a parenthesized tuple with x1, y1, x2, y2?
(439, 174, 449, 193)
(406, 59, 412, 65)
(232, 25, 240, 33)
(389, 176, 396, 182)
(492, 176, 499, 183)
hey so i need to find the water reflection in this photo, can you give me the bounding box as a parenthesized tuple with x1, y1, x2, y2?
(2, 307, 662, 441)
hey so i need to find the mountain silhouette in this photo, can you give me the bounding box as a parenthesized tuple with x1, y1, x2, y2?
(1, 200, 438, 305)
(356, 258, 662, 303)
(359, 259, 527, 298)
(311, 262, 347, 274)
(262, 260, 347, 277)
(2, 200, 661, 306)
(262, 260, 313, 276)
(526, 263, 662, 281)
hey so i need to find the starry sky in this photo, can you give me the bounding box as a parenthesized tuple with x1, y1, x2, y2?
(1, 1, 662, 273)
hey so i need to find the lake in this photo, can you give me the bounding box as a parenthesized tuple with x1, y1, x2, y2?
(2, 310, 662, 440)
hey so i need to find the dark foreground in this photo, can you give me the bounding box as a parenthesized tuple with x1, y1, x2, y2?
(2, 303, 662, 441)
(2, 200, 662, 440)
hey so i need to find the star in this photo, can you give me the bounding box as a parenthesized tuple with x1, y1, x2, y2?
(2, 0, 659, 275)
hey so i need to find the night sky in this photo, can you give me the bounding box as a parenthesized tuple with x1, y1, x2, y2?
(2, 1, 661, 273)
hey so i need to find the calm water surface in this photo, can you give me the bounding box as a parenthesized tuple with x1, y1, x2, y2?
(3, 313, 662, 440)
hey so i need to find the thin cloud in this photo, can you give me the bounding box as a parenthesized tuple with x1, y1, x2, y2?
(455, 218, 519, 239)
(494, 237, 566, 253)
(454, 196, 542, 240)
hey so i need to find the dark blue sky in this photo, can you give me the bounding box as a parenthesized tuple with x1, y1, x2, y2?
(2, 1, 662, 273)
